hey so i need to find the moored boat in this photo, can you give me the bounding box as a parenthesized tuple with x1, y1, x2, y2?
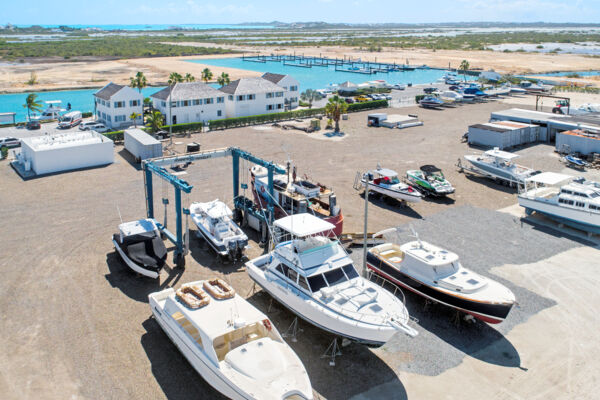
(149, 279, 314, 400)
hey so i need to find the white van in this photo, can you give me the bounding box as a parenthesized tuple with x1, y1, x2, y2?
(58, 111, 83, 129)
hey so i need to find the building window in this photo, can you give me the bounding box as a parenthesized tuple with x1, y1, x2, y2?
(228, 95, 233, 101)
(114, 101, 125, 108)
(267, 105, 274, 111)
(266, 92, 273, 99)
(170, 101, 177, 108)
(237, 95, 244, 101)
(247, 94, 255, 100)
(204, 98, 213, 104)
(107, 115, 112, 122)
(161, 101, 166, 107)
(290, 85, 298, 91)
(217, 110, 222, 116)
(129, 100, 140, 107)
(181, 100, 189, 107)
(193, 99, 200, 106)
(277, 104, 283, 109)
(275, 92, 284, 97)
(115, 115, 126, 122)
(217, 97, 224, 103)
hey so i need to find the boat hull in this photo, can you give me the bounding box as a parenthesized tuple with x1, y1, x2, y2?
(362, 180, 422, 203)
(518, 196, 600, 234)
(193, 220, 247, 258)
(366, 253, 513, 324)
(112, 239, 160, 279)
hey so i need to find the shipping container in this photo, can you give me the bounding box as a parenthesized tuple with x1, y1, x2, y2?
(124, 128, 162, 162)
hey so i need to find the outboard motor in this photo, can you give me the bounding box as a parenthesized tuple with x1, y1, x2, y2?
(329, 194, 340, 216)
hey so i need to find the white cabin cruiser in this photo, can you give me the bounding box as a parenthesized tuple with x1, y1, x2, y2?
(518, 173, 600, 234)
(30, 100, 65, 121)
(463, 148, 541, 186)
(439, 90, 464, 103)
(360, 166, 422, 203)
(149, 279, 313, 400)
(368, 240, 516, 324)
(112, 219, 167, 279)
(245, 214, 418, 347)
(190, 200, 248, 260)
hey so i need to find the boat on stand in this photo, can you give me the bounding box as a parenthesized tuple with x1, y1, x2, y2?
(112, 219, 168, 279)
(356, 166, 422, 204)
(367, 236, 516, 324)
(245, 213, 418, 347)
(251, 163, 343, 236)
(149, 279, 314, 400)
(190, 200, 248, 261)
(518, 172, 600, 235)
(458, 147, 541, 187)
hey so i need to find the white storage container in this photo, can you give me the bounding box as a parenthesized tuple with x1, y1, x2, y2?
(124, 128, 162, 162)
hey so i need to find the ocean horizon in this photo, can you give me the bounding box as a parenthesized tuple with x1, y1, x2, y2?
(12, 24, 275, 31)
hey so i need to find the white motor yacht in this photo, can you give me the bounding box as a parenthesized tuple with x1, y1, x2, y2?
(368, 240, 516, 324)
(30, 100, 65, 121)
(463, 148, 540, 186)
(360, 166, 422, 203)
(149, 279, 314, 400)
(190, 200, 248, 260)
(245, 214, 418, 347)
(518, 173, 600, 234)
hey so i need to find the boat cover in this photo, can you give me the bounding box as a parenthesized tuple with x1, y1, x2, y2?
(114, 232, 167, 271)
(420, 165, 442, 174)
(192, 200, 233, 219)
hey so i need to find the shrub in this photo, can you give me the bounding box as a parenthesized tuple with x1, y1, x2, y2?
(82, 112, 93, 118)
(102, 130, 124, 142)
(347, 99, 388, 111)
(0, 146, 8, 159)
(163, 121, 203, 134)
(415, 95, 425, 102)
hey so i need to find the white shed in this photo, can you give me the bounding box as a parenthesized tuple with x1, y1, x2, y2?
(17, 131, 114, 175)
(124, 128, 162, 161)
(468, 122, 539, 149)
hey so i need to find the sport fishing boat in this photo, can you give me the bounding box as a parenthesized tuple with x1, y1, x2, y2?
(30, 100, 65, 121)
(360, 166, 422, 203)
(251, 164, 343, 236)
(419, 96, 445, 108)
(462, 148, 541, 186)
(190, 200, 248, 261)
(438, 90, 464, 103)
(245, 214, 418, 347)
(149, 279, 313, 400)
(367, 239, 516, 324)
(112, 219, 167, 279)
(518, 173, 600, 234)
(406, 165, 455, 197)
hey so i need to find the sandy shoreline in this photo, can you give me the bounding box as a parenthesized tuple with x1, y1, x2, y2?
(0, 45, 599, 94)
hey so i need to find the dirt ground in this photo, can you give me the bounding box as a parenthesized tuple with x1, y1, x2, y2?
(0, 100, 599, 400)
(1, 44, 599, 93)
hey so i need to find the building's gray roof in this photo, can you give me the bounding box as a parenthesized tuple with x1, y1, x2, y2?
(261, 72, 286, 84)
(220, 77, 283, 95)
(94, 83, 124, 100)
(150, 82, 224, 101)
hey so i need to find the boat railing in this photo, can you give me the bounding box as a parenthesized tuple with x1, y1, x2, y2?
(365, 270, 414, 325)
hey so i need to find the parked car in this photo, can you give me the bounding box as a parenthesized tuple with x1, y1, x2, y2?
(58, 111, 82, 129)
(0, 137, 21, 148)
(383, 94, 393, 100)
(354, 95, 370, 102)
(392, 84, 406, 90)
(79, 121, 99, 131)
(90, 123, 109, 133)
(367, 94, 379, 100)
(345, 97, 355, 104)
(423, 87, 437, 94)
(26, 120, 41, 130)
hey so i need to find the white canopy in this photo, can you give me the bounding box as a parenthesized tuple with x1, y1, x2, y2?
(485, 148, 520, 160)
(369, 167, 397, 177)
(274, 213, 335, 237)
(192, 200, 233, 219)
(338, 81, 358, 88)
(525, 172, 572, 185)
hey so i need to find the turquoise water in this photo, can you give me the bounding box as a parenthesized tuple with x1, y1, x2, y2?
(188, 57, 446, 90)
(531, 70, 600, 77)
(0, 87, 164, 123)
(16, 24, 274, 31)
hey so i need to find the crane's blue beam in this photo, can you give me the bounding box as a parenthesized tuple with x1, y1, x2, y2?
(144, 162, 193, 193)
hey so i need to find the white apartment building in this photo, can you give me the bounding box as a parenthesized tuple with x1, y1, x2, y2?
(150, 82, 226, 125)
(220, 77, 287, 118)
(261, 73, 300, 109)
(94, 83, 143, 130)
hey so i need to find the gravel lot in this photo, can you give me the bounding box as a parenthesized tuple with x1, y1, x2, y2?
(1, 98, 598, 400)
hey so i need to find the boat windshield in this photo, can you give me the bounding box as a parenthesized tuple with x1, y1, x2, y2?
(306, 263, 359, 292)
(379, 175, 400, 184)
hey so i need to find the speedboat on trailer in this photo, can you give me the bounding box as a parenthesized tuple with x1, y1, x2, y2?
(367, 240, 516, 324)
(360, 166, 422, 203)
(245, 213, 418, 347)
(190, 200, 248, 261)
(518, 173, 600, 234)
(112, 219, 167, 279)
(149, 279, 313, 400)
(419, 96, 445, 108)
(462, 147, 541, 187)
(406, 165, 455, 197)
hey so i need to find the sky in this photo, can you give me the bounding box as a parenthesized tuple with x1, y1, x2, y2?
(4, 0, 600, 25)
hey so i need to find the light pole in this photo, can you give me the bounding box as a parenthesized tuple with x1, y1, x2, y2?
(362, 179, 369, 277)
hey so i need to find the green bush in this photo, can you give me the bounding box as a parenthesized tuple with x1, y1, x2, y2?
(102, 130, 124, 142)
(82, 112, 93, 118)
(163, 121, 203, 134)
(0, 146, 8, 160)
(347, 99, 388, 111)
(415, 95, 425, 103)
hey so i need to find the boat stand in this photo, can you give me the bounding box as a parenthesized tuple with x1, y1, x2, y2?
(245, 282, 258, 297)
(321, 338, 343, 367)
(282, 317, 303, 342)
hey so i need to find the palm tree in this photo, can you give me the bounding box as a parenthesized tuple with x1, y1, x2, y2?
(130, 112, 141, 127)
(23, 93, 42, 121)
(300, 89, 320, 109)
(146, 110, 163, 132)
(201, 68, 213, 83)
(168, 72, 183, 86)
(459, 60, 470, 82)
(324, 95, 348, 133)
(217, 72, 230, 86)
(184, 73, 195, 82)
(129, 71, 147, 93)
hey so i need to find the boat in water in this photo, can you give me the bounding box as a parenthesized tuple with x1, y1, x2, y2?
(406, 165, 455, 197)
(245, 213, 418, 347)
(190, 200, 248, 261)
(251, 164, 343, 236)
(359, 166, 422, 203)
(112, 219, 167, 279)
(518, 173, 600, 234)
(367, 239, 516, 324)
(462, 148, 541, 186)
(29, 100, 65, 121)
(149, 279, 314, 400)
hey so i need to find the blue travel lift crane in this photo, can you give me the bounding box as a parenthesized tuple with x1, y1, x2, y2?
(142, 147, 286, 267)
